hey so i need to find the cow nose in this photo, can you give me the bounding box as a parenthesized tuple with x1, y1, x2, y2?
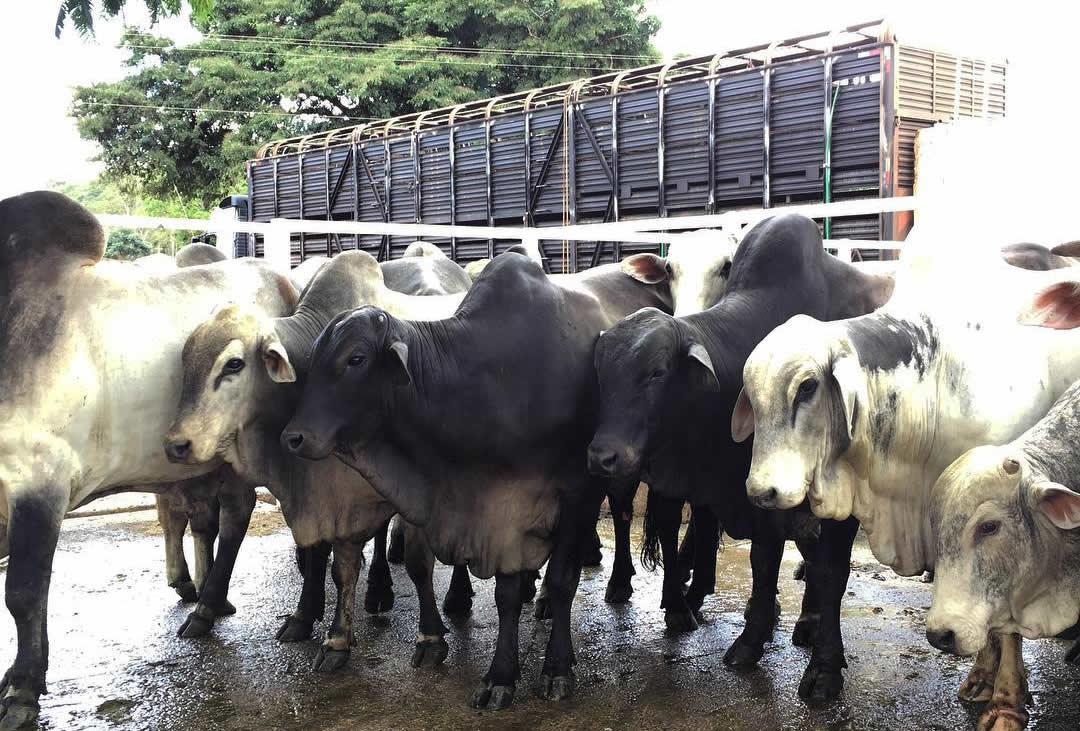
(926, 628, 956, 654)
(282, 431, 305, 454)
(587, 444, 618, 476)
(749, 486, 778, 509)
(165, 440, 192, 462)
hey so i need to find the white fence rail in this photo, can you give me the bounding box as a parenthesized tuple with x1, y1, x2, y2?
(97, 195, 919, 269)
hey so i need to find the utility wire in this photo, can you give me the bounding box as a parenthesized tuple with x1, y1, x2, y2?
(72, 99, 375, 121)
(121, 43, 624, 72)
(121, 29, 659, 62)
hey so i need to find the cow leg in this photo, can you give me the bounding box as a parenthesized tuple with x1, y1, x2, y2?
(157, 494, 197, 603)
(582, 524, 603, 568)
(650, 492, 697, 633)
(539, 487, 603, 702)
(470, 572, 523, 710)
(443, 564, 475, 616)
(724, 511, 785, 667)
(1067, 640, 1080, 665)
(387, 515, 405, 565)
(313, 541, 363, 673)
(276, 542, 331, 642)
(797, 516, 858, 703)
(604, 483, 636, 604)
(958, 633, 1001, 701)
(683, 503, 717, 615)
(676, 507, 695, 585)
(0, 522, 7, 560)
(520, 569, 539, 603)
(1, 492, 64, 730)
(187, 495, 226, 616)
(364, 519, 394, 614)
(405, 524, 449, 668)
(177, 482, 255, 639)
(792, 535, 821, 647)
(977, 633, 1030, 731)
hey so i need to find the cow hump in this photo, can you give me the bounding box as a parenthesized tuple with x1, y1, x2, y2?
(0, 191, 105, 270)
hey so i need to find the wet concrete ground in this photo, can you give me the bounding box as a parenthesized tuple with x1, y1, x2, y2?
(3, 501, 1078, 731)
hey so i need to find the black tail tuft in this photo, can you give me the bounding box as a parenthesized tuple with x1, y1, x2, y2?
(640, 490, 663, 571)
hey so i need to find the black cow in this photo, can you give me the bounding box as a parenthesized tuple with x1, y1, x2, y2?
(282, 253, 671, 709)
(587, 214, 895, 701)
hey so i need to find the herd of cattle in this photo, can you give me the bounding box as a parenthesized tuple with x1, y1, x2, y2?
(1, 190, 1079, 730)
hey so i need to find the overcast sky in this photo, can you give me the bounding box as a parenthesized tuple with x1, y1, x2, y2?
(1, 1, 1076, 200)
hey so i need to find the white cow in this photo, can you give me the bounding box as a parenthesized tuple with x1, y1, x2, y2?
(0, 191, 298, 729)
(925, 280, 1080, 730)
(621, 227, 740, 316)
(731, 247, 1080, 730)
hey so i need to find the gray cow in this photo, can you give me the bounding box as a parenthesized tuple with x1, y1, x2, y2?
(164, 251, 475, 671)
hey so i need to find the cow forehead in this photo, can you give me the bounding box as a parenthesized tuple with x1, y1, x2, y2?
(599, 310, 675, 363)
(746, 319, 832, 387)
(185, 305, 263, 366)
(933, 446, 1018, 517)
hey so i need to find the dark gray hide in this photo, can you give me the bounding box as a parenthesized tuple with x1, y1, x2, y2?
(380, 246, 471, 296)
(284, 251, 673, 708)
(590, 213, 894, 700)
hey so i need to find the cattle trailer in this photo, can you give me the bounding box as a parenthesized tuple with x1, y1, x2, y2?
(245, 19, 1006, 271)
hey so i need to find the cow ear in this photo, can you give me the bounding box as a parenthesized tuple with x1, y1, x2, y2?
(261, 334, 296, 384)
(388, 341, 411, 386)
(731, 387, 754, 442)
(1019, 281, 1080, 329)
(686, 342, 718, 392)
(830, 356, 861, 440)
(1033, 481, 1080, 529)
(621, 253, 669, 284)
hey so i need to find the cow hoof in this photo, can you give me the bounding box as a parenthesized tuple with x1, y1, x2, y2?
(410, 638, 449, 668)
(313, 646, 350, 673)
(540, 673, 575, 701)
(275, 616, 314, 643)
(798, 664, 844, 704)
(0, 700, 39, 731)
(442, 591, 473, 616)
(604, 580, 633, 604)
(364, 583, 395, 614)
(470, 682, 514, 710)
(792, 615, 820, 647)
(582, 548, 603, 568)
(209, 599, 236, 616)
(958, 667, 995, 702)
(977, 703, 1028, 731)
(664, 609, 699, 634)
(172, 580, 199, 604)
(1066, 640, 1080, 665)
(723, 635, 764, 667)
(176, 609, 215, 639)
(534, 597, 552, 620)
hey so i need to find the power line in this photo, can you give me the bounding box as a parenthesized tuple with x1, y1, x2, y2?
(72, 100, 376, 121)
(121, 29, 659, 63)
(121, 42, 623, 72)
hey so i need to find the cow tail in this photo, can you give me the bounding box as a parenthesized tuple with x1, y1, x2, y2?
(640, 490, 663, 571)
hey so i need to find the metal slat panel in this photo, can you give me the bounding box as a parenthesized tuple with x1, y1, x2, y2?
(419, 131, 451, 224)
(249, 161, 276, 221)
(714, 72, 765, 206)
(388, 137, 415, 257)
(616, 89, 659, 215)
(301, 151, 327, 218)
(275, 156, 301, 218)
(662, 82, 709, 212)
(491, 117, 527, 221)
(528, 108, 566, 221)
(769, 60, 825, 201)
(454, 124, 489, 223)
(574, 98, 614, 219)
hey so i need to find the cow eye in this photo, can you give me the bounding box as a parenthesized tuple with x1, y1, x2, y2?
(797, 378, 819, 399)
(976, 520, 1001, 538)
(224, 358, 244, 373)
(649, 368, 667, 381)
(347, 354, 366, 367)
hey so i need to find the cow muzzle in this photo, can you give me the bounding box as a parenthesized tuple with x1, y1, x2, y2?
(586, 438, 640, 479)
(164, 439, 194, 464)
(280, 428, 334, 461)
(745, 472, 807, 511)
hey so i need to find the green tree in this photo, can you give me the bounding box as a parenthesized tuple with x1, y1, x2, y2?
(55, 0, 215, 37)
(54, 177, 209, 254)
(105, 228, 153, 259)
(72, 0, 660, 206)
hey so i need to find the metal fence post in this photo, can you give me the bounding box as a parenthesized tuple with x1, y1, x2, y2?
(266, 219, 292, 273)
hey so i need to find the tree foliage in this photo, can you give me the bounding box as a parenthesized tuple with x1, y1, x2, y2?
(56, 0, 215, 38)
(72, 0, 660, 206)
(53, 178, 209, 254)
(105, 228, 153, 259)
